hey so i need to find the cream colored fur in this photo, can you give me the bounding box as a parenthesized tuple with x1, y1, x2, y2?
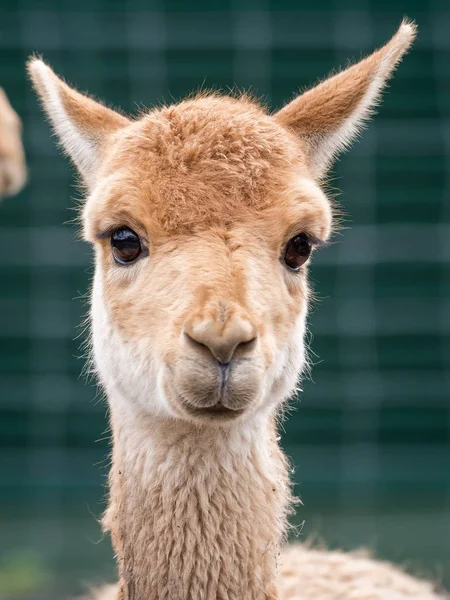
(0, 88, 26, 197)
(28, 20, 446, 600)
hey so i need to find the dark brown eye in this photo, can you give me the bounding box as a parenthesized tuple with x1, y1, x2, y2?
(111, 227, 142, 265)
(283, 233, 312, 271)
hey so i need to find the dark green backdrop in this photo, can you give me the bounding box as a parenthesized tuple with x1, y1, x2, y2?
(1, 1, 449, 598)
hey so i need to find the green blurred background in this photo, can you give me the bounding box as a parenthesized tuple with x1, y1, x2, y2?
(1, 0, 449, 598)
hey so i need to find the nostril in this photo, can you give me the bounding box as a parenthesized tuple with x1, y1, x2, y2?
(184, 331, 208, 352)
(184, 323, 257, 365)
(236, 336, 257, 353)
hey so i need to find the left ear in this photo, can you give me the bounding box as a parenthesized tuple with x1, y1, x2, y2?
(274, 19, 416, 179)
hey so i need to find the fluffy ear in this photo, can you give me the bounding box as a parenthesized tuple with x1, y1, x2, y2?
(27, 58, 130, 185)
(274, 20, 417, 179)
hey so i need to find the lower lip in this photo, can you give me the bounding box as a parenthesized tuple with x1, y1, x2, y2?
(186, 403, 244, 419)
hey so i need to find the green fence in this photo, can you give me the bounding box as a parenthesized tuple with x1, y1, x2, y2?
(1, 1, 449, 597)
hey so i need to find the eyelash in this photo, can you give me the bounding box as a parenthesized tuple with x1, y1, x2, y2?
(285, 233, 325, 247)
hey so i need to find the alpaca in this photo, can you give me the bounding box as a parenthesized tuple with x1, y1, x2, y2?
(28, 20, 446, 600)
(0, 87, 26, 198)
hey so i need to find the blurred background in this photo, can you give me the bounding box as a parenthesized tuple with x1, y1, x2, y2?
(1, 0, 449, 598)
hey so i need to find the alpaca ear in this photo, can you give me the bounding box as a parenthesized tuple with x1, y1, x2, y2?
(274, 20, 417, 179)
(27, 58, 130, 185)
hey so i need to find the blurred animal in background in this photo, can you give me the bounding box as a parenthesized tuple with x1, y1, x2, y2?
(0, 88, 26, 198)
(29, 19, 447, 600)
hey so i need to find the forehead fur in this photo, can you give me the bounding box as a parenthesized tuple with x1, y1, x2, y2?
(87, 94, 316, 236)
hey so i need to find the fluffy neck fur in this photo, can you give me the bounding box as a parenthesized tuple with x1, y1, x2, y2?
(103, 398, 292, 600)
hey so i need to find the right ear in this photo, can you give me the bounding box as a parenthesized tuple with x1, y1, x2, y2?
(27, 58, 130, 186)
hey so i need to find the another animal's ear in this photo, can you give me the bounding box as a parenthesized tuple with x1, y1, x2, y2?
(27, 58, 130, 186)
(274, 20, 416, 179)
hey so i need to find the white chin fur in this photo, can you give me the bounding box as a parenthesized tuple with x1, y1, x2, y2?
(90, 269, 170, 417)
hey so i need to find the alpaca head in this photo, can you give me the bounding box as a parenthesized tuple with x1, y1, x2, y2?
(29, 21, 415, 425)
(0, 88, 27, 198)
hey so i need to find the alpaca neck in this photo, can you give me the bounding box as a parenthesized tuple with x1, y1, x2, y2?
(104, 400, 291, 600)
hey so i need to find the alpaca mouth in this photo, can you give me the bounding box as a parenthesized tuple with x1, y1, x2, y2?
(184, 401, 245, 421)
(185, 364, 246, 419)
(167, 358, 260, 421)
(184, 401, 245, 420)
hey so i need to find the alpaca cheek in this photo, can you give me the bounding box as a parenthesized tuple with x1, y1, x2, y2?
(91, 270, 170, 416)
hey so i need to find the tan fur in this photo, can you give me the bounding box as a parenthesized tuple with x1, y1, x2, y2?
(87, 546, 445, 600)
(0, 88, 26, 197)
(278, 546, 444, 599)
(28, 20, 446, 600)
(102, 412, 291, 599)
(275, 20, 417, 178)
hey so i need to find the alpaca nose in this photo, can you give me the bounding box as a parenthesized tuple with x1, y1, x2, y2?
(184, 313, 257, 365)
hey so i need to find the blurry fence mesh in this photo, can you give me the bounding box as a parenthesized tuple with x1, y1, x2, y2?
(0, 0, 449, 596)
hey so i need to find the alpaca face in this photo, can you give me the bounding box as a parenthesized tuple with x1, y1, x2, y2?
(85, 100, 331, 422)
(28, 20, 415, 423)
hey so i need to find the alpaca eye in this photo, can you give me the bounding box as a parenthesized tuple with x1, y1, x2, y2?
(283, 234, 312, 271)
(111, 227, 142, 264)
